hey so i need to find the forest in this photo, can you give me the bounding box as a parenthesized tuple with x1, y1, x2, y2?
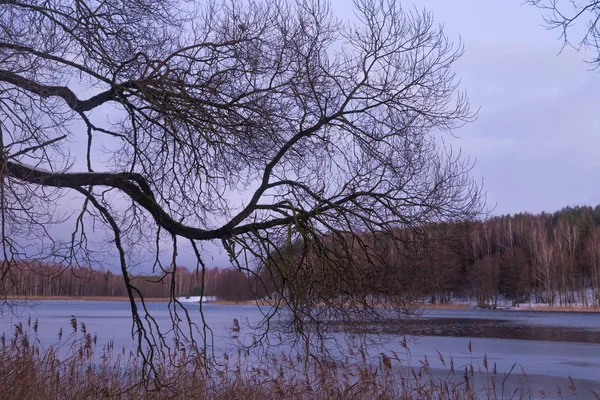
(4, 204, 600, 308)
(1, 263, 254, 302)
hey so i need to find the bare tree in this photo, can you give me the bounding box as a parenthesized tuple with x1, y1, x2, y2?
(0, 0, 482, 367)
(554, 217, 581, 305)
(584, 225, 600, 306)
(528, 0, 600, 66)
(529, 218, 556, 305)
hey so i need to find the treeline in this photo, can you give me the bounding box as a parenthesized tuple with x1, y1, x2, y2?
(370, 204, 600, 308)
(5, 204, 600, 307)
(416, 204, 600, 307)
(0, 263, 255, 302)
(256, 205, 600, 309)
(436, 204, 600, 307)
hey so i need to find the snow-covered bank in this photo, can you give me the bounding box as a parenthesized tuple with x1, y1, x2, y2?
(427, 290, 600, 312)
(176, 296, 217, 303)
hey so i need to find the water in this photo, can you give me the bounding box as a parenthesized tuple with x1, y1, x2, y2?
(0, 300, 260, 354)
(1, 301, 599, 395)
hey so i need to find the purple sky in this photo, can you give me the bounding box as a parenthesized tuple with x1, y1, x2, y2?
(203, 0, 600, 267)
(381, 0, 600, 216)
(49, 1, 600, 270)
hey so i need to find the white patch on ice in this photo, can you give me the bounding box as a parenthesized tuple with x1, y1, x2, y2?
(176, 296, 217, 303)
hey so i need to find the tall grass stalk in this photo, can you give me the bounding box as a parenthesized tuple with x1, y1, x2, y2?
(0, 318, 589, 399)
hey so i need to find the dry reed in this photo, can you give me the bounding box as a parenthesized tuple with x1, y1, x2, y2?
(0, 317, 592, 400)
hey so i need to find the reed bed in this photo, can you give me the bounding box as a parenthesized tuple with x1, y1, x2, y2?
(0, 317, 592, 400)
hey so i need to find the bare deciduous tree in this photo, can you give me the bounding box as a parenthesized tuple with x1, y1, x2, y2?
(0, 0, 482, 367)
(528, 0, 600, 66)
(529, 218, 556, 305)
(584, 225, 600, 306)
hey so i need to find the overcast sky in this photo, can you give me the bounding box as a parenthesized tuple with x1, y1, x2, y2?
(370, 0, 600, 216)
(193, 0, 600, 268)
(334, 0, 600, 217)
(49, 0, 600, 270)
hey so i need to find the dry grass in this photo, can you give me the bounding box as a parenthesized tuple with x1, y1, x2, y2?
(0, 318, 593, 400)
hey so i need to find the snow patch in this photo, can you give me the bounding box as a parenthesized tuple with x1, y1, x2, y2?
(176, 296, 217, 303)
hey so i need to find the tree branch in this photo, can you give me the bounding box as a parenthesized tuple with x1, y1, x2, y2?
(0, 70, 134, 112)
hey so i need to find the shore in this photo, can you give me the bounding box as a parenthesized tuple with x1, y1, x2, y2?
(423, 302, 600, 313)
(4, 296, 600, 312)
(5, 295, 169, 302)
(3, 295, 257, 305)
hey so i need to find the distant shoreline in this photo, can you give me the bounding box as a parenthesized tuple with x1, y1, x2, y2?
(4, 296, 600, 312)
(423, 302, 600, 313)
(3, 295, 256, 305)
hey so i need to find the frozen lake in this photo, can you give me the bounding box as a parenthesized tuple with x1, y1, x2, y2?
(1, 301, 599, 396)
